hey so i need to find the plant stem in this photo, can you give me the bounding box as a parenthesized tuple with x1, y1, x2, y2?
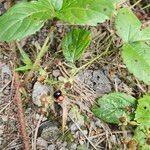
(25, 26, 55, 81)
(10, 42, 30, 150)
(72, 39, 112, 76)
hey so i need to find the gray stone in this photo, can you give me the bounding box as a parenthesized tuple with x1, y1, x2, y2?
(48, 144, 55, 150)
(39, 121, 60, 142)
(52, 69, 60, 78)
(70, 123, 78, 132)
(32, 82, 50, 107)
(37, 137, 48, 148)
(76, 70, 111, 96)
(1, 64, 12, 79)
(71, 143, 77, 150)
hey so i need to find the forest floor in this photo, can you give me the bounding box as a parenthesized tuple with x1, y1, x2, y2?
(0, 0, 150, 150)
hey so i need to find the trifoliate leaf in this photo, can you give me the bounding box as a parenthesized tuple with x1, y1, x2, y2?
(0, 0, 54, 41)
(57, 0, 115, 25)
(115, 8, 141, 43)
(135, 95, 150, 127)
(92, 92, 136, 124)
(122, 42, 150, 84)
(62, 29, 91, 63)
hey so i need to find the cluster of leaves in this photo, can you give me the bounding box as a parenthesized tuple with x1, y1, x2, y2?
(0, 0, 149, 85)
(92, 93, 137, 124)
(92, 93, 150, 149)
(115, 8, 150, 84)
(133, 95, 150, 149)
(0, 0, 116, 41)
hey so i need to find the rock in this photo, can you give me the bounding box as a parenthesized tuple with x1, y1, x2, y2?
(37, 137, 48, 148)
(32, 82, 51, 107)
(0, 125, 4, 135)
(60, 147, 68, 150)
(63, 141, 67, 147)
(0, 137, 3, 146)
(70, 123, 78, 132)
(71, 143, 77, 150)
(76, 70, 111, 96)
(38, 121, 60, 142)
(1, 64, 12, 79)
(48, 144, 55, 150)
(52, 69, 60, 78)
(82, 130, 88, 135)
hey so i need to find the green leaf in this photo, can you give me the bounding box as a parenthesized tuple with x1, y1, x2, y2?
(17, 43, 32, 65)
(51, 0, 63, 11)
(135, 95, 150, 127)
(15, 65, 32, 72)
(115, 8, 141, 43)
(92, 92, 136, 124)
(132, 26, 150, 42)
(110, 0, 123, 4)
(122, 42, 150, 84)
(134, 126, 150, 150)
(57, 0, 115, 25)
(0, 0, 54, 41)
(62, 29, 91, 63)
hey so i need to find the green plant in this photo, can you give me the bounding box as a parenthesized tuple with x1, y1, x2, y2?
(92, 93, 150, 149)
(133, 126, 150, 150)
(62, 29, 91, 63)
(0, 0, 116, 41)
(115, 8, 150, 84)
(92, 92, 137, 124)
(135, 95, 150, 128)
(1, 1, 150, 149)
(15, 42, 33, 71)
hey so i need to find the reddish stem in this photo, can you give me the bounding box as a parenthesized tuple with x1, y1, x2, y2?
(14, 72, 30, 150)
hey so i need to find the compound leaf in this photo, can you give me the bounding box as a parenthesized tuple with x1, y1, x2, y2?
(0, 0, 54, 41)
(62, 29, 91, 63)
(122, 42, 150, 84)
(57, 0, 115, 25)
(135, 95, 150, 127)
(92, 92, 136, 124)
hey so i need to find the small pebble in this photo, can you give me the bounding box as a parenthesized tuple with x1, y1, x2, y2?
(71, 143, 77, 150)
(70, 123, 78, 132)
(37, 137, 48, 148)
(52, 69, 60, 78)
(48, 144, 55, 150)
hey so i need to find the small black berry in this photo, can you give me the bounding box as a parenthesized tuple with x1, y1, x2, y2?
(53, 90, 62, 99)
